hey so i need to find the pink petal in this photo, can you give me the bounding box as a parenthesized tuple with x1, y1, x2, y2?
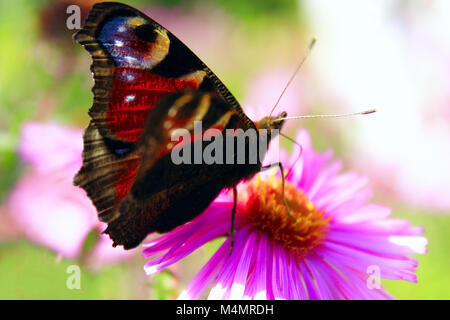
(208, 229, 249, 300)
(178, 238, 230, 300)
(229, 231, 259, 299)
(319, 243, 419, 282)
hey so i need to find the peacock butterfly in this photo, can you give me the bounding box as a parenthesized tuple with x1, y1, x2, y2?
(73, 2, 287, 249)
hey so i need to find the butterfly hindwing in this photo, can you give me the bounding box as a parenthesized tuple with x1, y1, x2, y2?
(73, 121, 141, 222)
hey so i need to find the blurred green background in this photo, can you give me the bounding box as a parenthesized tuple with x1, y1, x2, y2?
(0, 0, 448, 299)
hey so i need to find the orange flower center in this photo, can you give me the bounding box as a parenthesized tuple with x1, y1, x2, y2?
(238, 175, 330, 258)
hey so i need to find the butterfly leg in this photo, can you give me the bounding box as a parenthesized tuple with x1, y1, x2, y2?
(229, 185, 237, 256)
(261, 162, 295, 220)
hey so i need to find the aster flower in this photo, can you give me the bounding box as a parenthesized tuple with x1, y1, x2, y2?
(3, 122, 134, 265)
(142, 129, 427, 299)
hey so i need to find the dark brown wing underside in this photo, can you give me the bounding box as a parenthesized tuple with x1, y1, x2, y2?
(102, 91, 260, 249)
(74, 2, 259, 249)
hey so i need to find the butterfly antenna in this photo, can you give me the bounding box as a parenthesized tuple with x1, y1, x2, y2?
(269, 37, 317, 118)
(273, 109, 377, 122)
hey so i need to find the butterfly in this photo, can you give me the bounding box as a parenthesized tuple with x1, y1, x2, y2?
(73, 2, 288, 249)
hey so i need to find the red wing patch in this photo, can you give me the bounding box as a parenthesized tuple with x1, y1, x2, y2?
(107, 67, 200, 142)
(113, 157, 141, 203)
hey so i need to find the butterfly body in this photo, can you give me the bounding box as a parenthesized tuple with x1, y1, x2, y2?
(74, 2, 285, 249)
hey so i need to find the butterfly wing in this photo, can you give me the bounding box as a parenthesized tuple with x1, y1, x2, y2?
(74, 3, 260, 249)
(74, 1, 252, 143)
(100, 91, 255, 249)
(74, 2, 257, 245)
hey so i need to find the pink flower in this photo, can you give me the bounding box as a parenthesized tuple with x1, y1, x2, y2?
(3, 122, 135, 265)
(143, 129, 427, 299)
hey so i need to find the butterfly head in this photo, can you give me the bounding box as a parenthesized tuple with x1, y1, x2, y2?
(256, 111, 287, 136)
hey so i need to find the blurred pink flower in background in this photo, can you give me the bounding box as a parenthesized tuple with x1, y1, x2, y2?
(303, 0, 450, 212)
(242, 68, 307, 129)
(143, 4, 231, 66)
(3, 122, 135, 264)
(142, 129, 427, 300)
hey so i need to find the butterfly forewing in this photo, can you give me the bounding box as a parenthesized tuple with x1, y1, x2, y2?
(74, 2, 252, 142)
